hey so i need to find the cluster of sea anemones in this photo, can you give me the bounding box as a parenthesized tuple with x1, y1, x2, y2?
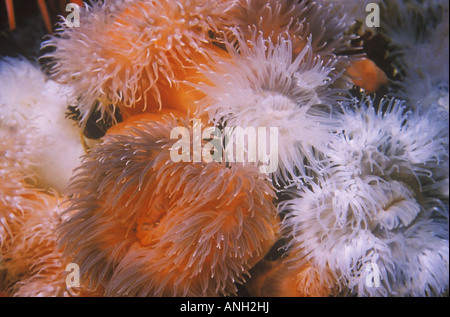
(0, 0, 448, 297)
(282, 97, 448, 296)
(57, 113, 279, 296)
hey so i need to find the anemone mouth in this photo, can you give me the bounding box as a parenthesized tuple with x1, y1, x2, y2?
(134, 199, 168, 248)
(334, 142, 391, 178)
(259, 93, 297, 121)
(373, 181, 421, 231)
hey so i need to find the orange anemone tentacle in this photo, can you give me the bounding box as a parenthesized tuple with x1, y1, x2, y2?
(5, 0, 15, 31)
(70, 0, 84, 6)
(37, 0, 52, 34)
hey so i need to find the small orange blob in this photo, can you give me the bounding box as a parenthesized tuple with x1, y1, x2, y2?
(347, 58, 389, 94)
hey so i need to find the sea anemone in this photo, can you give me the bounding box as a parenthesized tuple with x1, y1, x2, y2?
(380, 0, 449, 112)
(282, 179, 425, 296)
(1, 0, 448, 298)
(229, 0, 355, 77)
(325, 97, 448, 186)
(43, 0, 235, 124)
(0, 188, 101, 296)
(0, 124, 40, 253)
(0, 190, 53, 294)
(0, 125, 35, 179)
(193, 30, 343, 182)
(281, 96, 449, 296)
(0, 170, 35, 262)
(0, 57, 85, 193)
(0, 56, 95, 296)
(57, 113, 279, 296)
(386, 216, 449, 297)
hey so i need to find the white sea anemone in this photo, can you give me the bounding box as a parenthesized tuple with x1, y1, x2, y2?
(43, 0, 236, 123)
(0, 57, 85, 193)
(58, 114, 279, 296)
(281, 179, 398, 296)
(325, 97, 449, 186)
(334, 97, 449, 220)
(229, 0, 356, 85)
(380, 0, 449, 112)
(0, 125, 35, 178)
(194, 30, 343, 181)
(281, 94, 449, 296)
(387, 216, 449, 297)
(281, 175, 449, 296)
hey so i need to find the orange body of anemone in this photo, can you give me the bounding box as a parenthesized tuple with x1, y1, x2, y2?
(346, 58, 389, 94)
(58, 113, 279, 296)
(106, 109, 187, 135)
(110, 41, 230, 121)
(246, 257, 333, 297)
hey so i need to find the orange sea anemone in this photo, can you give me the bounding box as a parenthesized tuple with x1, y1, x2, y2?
(104, 109, 186, 136)
(43, 0, 235, 124)
(0, 126, 100, 296)
(0, 126, 37, 251)
(1, 191, 59, 294)
(0, 174, 48, 295)
(0, 171, 35, 264)
(58, 113, 279, 296)
(0, 188, 101, 296)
